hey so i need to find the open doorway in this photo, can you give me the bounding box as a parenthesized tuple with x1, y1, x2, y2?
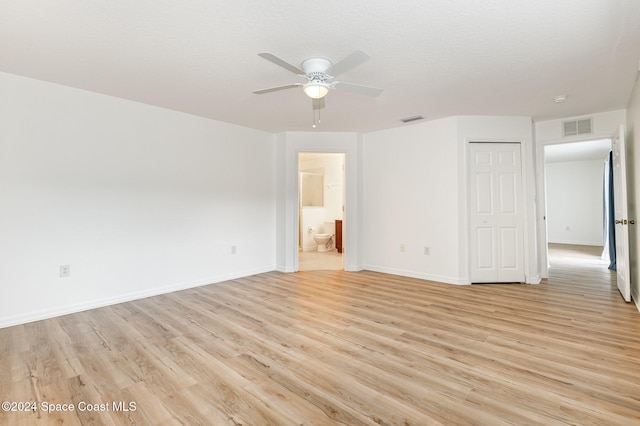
(546, 243, 616, 294)
(544, 139, 612, 273)
(298, 152, 345, 271)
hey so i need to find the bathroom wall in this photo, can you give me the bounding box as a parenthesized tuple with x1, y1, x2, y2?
(300, 154, 344, 219)
(299, 153, 344, 251)
(299, 207, 326, 251)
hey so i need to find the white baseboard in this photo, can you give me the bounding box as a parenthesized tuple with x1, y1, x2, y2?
(548, 240, 603, 247)
(526, 273, 543, 284)
(344, 264, 364, 272)
(362, 265, 468, 285)
(0, 266, 274, 329)
(276, 264, 296, 273)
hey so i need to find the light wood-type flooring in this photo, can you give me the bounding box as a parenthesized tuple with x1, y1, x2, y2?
(1, 244, 640, 425)
(298, 249, 343, 271)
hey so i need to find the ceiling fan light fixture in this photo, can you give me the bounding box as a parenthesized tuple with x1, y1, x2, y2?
(303, 81, 330, 99)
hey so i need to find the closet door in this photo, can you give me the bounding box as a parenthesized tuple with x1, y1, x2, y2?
(469, 143, 525, 283)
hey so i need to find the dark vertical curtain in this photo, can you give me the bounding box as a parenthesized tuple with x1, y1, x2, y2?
(602, 151, 616, 270)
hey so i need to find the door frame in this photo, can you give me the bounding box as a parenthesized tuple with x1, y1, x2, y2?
(297, 152, 346, 270)
(535, 135, 614, 278)
(293, 150, 349, 272)
(277, 133, 361, 273)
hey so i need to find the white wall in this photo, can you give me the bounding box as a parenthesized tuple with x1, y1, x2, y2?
(626, 72, 640, 308)
(363, 117, 462, 283)
(299, 153, 344, 222)
(274, 133, 290, 271)
(299, 208, 326, 251)
(534, 110, 626, 278)
(0, 72, 276, 328)
(6, 69, 624, 326)
(275, 131, 361, 272)
(534, 110, 626, 277)
(545, 160, 604, 245)
(363, 115, 537, 284)
(536, 110, 626, 142)
(456, 116, 538, 283)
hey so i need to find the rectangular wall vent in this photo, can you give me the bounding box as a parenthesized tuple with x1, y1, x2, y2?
(562, 118, 592, 137)
(400, 115, 424, 123)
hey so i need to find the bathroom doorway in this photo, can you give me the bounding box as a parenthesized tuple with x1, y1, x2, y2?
(298, 152, 345, 271)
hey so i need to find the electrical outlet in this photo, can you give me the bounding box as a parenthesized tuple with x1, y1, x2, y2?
(231, 245, 237, 254)
(424, 246, 430, 255)
(60, 265, 70, 278)
(400, 243, 405, 252)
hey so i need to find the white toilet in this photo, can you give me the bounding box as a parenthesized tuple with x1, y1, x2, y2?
(313, 233, 332, 252)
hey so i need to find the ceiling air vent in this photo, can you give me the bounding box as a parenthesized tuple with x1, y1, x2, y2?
(400, 115, 424, 123)
(562, 118, 592, 137)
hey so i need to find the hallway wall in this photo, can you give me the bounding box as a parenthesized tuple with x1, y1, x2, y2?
(546, 159, 604, 245)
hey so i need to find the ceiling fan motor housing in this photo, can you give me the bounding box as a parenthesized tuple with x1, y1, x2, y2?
(301, 58, 332, 76)
(301, 58, 334, 98)
(254, 50, 382, 100)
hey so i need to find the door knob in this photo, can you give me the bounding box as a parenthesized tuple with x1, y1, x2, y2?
(631, 220, 636, 225)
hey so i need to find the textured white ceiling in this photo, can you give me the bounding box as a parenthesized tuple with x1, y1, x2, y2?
(2, 0, 640, 133)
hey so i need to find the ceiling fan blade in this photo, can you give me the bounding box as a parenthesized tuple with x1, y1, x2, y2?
(258, 52, 304, 75)
(333, 81, 383, 97)
(312, 97, 326, 110)
(327, 50, 370, 77)
(253, 84, 301, 95)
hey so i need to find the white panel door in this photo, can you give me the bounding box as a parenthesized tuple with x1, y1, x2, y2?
(469, 143, 525, 283)
(612, 125, 631, 302)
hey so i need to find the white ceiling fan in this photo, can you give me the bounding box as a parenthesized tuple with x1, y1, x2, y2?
(253, 50, 383, 111)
